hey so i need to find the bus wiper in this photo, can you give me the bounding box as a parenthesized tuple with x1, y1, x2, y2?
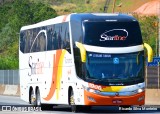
(92, 78, 104, 83)
(86, 77, 107, 83)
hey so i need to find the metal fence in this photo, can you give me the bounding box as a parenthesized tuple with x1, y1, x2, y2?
(146, 66, 160, 89)
(0, 70, 19, 85)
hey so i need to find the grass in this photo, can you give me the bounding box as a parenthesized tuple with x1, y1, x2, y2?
(50, 0, 153, 15)
(107, 0, 152, 13)
(51, 0, 106, 15)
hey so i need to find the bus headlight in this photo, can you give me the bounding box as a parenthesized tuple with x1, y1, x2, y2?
(137, 88, 145, 93)
(82, 85, 100, 94)
(132, 88, 144, 95)
(138, 89, 143, 93)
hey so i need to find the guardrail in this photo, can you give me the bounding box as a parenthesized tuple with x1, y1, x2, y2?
(0, 70, 19, 85)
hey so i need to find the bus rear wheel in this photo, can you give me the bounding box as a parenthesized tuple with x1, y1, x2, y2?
(30, 89, 36, 105)
(36, 89, 41, 107)
(35, 89, 53, 110)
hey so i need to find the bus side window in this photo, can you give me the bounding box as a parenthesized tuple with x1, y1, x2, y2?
(64, 32, 71, 53)
(62, 23, 71, 53)
(24, 30, 32, 53)
(30, 31, 47, 53)
(74, 48, 83, 78)
(46, 22, 71, 52)
(47, 27, 53, 51)
(20, 31, 25, 53)
(39, 32, 46, 51)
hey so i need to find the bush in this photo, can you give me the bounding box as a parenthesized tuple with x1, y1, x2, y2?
(135, 15, 158, 56)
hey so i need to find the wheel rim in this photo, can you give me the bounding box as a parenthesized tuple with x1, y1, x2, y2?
(70, 95, 74, 105)
(36, 90, 41, 106)
(70, 90, 78, 112)
(31, 91, 35, 105)
(70, 91, 75, 105)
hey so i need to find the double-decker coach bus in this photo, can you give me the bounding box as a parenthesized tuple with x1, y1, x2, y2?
(19, 13, 153, 112)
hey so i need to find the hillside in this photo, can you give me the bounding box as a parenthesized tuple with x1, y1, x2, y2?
(134, 0, 160, 16)
(108, 0, 153, 13)
(30, 0, 153, 15)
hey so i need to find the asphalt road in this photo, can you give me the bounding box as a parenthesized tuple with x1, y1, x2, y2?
(0, 95, 160, 114)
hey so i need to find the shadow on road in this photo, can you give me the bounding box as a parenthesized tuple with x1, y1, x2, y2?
(45, 105, 160, 113)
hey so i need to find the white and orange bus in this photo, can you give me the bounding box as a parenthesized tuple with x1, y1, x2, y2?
(19, 13, 153, 112)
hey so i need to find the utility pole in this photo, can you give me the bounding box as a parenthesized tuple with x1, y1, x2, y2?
(112, 0, 116, 13)
(158, 1, 160, 56)
(0, 0, 4, 5)
(158, 1, 160, 89)
(104, 0, 111, 12)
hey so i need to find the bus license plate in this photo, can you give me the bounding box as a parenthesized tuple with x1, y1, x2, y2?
(112, 100, 123, 104)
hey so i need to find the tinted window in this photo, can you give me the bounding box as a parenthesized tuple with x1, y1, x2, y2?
(20, 22, 70, 53)
(71, 21, 82, 48)
(47, 22, 70, 51)
(83, 21, 143, 47)
(86, 51, 144, 79)
(71, 21, 83, 78)
(84, 51, 144, 85)
(30, 31, 46, 52)
(20, 31, 25, 53)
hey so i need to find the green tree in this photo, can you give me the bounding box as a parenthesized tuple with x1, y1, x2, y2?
(0, 0, 57, 69)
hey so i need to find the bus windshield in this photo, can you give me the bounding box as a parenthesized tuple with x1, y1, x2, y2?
(83, 21, 142, 47)
(85, 51, 144, 84)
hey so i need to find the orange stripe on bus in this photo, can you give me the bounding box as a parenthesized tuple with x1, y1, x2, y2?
(56, 50, 66, 100)
(43, 50, 62, 101)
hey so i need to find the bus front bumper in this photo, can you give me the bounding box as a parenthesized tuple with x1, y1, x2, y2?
(84, 90, 145, 106)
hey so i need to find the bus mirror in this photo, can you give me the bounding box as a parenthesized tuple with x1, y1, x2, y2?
(75, 42, 86, 62)
(144, 43, 153, 62)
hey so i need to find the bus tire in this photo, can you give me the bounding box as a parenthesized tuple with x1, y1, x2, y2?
(30, 89, 36, 106)
(36, 88, 41, 107)
(70, 89, 80, 113)
(29, 87, 33, 104)
(35, 89, 54, 110)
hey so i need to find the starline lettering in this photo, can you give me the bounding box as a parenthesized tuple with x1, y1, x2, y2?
(28, 56, 44, 76)
(100, 29, 128, 41)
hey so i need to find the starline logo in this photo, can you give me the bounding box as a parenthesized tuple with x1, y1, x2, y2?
(100, 29, 128, 41)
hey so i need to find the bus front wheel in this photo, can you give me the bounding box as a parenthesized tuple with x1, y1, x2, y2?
(70, 89, 80, 112)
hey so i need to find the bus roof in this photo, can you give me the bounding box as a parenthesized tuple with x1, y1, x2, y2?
(20, 13, 137, 31)
(70, 13, 136, 22)
(20, 14, 71, 31)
